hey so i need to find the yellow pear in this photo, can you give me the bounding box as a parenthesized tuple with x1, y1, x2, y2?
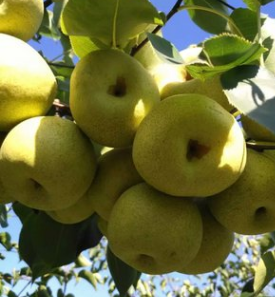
(0, 116, 97, 211)
(0, 0, 44, 41)
(178, 204, 234, 275)
(241, 115, 275, 142)
(88, 148, 143, 221)
(0, 34, 57, 131)
(133, 94, 247, 197)
(161, 75, 234, 112)
(0, 132, 14, 204)
(107, 183, 203, 275)
(208, 148, 275, 235)
(70, 49, 160, 148)
(134, 39, 187, 95)
(46, 192, 95, 224)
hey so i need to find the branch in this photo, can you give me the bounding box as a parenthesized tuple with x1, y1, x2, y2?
(130, 0, 183, 56)
(44, 0, 53, 9)
(217, 0, 236, 10)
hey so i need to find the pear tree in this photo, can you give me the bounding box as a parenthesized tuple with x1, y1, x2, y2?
(1, 0, 275, 297)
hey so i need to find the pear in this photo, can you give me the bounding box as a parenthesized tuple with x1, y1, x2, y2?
(178, 204, 234, 275)
(46, 192, 95, 224)
(133, 94, 247, 197)
(107, 183, 203, 275)
(161, 75, 233, 112)
(134, 37, 187, 95)
(88, 148, 143, 221)
(208, 148, 275, 235)
(0, 0, 44, 41)
(0, 34, 57, 131)
(0, 132, 14, 204)
(0, 116, 97, 211)
(241, 115, 275, 142)
(70, 49, 160, 148)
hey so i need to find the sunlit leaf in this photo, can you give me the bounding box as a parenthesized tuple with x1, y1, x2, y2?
(39, 9, 60, 40)
(253, 251, 275, 295)
(229, 8, 258, 41)
(183, 0, 229, 34)
(261, 16, 275, 74)
(69, 36, 100, 58)
(221, 65, 275, 135)
(78, 270, 97, 288)
(187, 34, 266, 79)
(62, 0, 163, 48)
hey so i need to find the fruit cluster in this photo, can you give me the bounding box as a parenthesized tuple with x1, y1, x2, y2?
(1, 0, 275, 279)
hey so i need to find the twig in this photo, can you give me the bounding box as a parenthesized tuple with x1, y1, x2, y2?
(44, 0, 53, 9)
(130, 0, 183, 56)
(217, 0, 236, 10)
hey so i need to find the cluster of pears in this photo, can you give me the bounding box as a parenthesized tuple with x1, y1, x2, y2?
(1, 0, 275, 278)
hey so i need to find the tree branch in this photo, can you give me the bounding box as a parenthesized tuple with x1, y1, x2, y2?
(130, 0, 184, 56)
(44, 0, 53, 9)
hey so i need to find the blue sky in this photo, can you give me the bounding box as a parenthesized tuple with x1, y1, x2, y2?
(3, 1, 275, 296)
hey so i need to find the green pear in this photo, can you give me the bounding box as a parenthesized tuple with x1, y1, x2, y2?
(46, 192, 95, 224)
(134, 37, 187, 95)
(0, 116, 97, 211)
(161, 75, 234, 112)
(0, 34, 57, 131)
(0, 132, 14, 204)
(0, 0, 44, 41)
(88, 147, 143, 221)
(70, 49, 160, 148)
(208, 148, 275, 235)
(133, 94, 247, 197)
(241, 115, 275, 142)
(107, 183, 203, 275)
(178, 204, 234, 275)
(97, 216, 108, 237)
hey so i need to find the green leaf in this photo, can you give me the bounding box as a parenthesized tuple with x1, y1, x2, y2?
(183, 0, 229, 34)
(242, 0, 261, 11)
(261, 16, 275, 74)
(39, 8, 61, 40)
(69, 36, 100, 59)
(107, 245, 141, 297)
(0, 232, 13, 251)
(78, 270, 97, 289)
(17, 206, 102, 279)
(229, 8, 258, 41)
(203, 34, 264, 65)
(187, 34, 266, 79)
(259, 233, 275, 254)
(62, 0, 163, 48)
(0, 204, 8, 228)
(146, 33, 183, 64)
(253, 251, 275, 295)
(221, 65, 275, 135)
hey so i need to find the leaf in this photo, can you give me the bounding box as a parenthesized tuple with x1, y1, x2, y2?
(0, 204, 8, 228)
(69, 36, 100, 59)
(261, 16, 275, 74)
(242, 0, 261, 11)
(259, 233, 275, 254)
(39, 8, 61, 40)
(253, 251, 275, 295)
(17, 205, 102, 279)
(107, 245, 141, 297)
(61, 0, 163, 48)
(0, 232, 13, 251)
(229, 8, 258, 41)
(147, 33, 184, 64)
(187, 34, 266, 79)
(203, 34, 265, 66)
(183, 0, 229, 34)
(220, 65, 275, 135)
(78, 270, 97, 289)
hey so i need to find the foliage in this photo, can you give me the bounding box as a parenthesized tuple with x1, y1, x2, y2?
(1, 0, 275, 296)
